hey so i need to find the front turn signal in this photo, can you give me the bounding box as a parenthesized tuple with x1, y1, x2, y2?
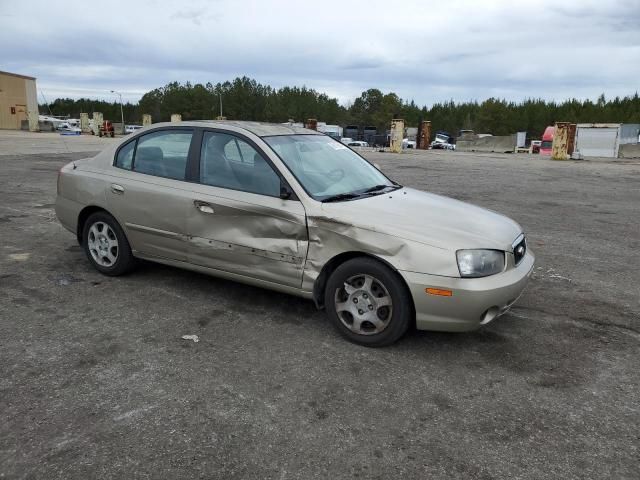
(425, 288, 453, 297)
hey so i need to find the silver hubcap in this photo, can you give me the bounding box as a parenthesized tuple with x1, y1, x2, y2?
(334, 274, 393, 335)
(87, 221, 119, 267)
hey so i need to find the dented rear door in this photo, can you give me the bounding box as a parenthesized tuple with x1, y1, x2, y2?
(186, 184, 308, 288)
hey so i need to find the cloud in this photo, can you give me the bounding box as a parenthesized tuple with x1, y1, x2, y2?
(341, 58, 386, 70)
(1, 0, 639, 106)
(171, 6, 220, 26)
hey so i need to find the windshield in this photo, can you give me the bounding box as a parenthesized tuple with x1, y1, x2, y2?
(264, 135, 397, 201)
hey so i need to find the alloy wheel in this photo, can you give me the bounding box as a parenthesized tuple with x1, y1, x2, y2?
(87, 221, 119, 267)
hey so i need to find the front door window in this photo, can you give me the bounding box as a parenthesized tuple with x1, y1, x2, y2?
(200, 132, 281, 197)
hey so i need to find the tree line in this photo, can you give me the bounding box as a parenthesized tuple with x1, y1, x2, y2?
(40, 77, 640, 139)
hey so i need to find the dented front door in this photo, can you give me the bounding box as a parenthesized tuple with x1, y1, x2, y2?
(186, 185, 308, 288)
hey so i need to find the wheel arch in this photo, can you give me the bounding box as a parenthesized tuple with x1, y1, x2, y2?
(312, 251, 415, 318)
(76, 205, 114, 244)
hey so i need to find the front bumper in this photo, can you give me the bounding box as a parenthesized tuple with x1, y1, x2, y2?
(399, 251, 535, 332)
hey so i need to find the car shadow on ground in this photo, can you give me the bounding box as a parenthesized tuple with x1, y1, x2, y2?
(127, 259, 543, 355)
(61, 251, 598, 389)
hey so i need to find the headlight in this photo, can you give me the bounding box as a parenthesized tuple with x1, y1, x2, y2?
(456, 249, 505, 278)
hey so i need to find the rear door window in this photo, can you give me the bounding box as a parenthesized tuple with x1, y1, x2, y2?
(115, 140, 135, 170)
(133, 130, 193, 180)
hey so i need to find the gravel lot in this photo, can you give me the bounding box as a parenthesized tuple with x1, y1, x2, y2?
(1, 131, 639, 479)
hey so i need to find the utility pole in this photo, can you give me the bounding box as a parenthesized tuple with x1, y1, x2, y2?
(110, 90, 125, 134)
(216, 92, 226, 120)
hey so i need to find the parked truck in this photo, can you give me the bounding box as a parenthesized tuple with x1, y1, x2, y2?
(540, 126, 554, 155)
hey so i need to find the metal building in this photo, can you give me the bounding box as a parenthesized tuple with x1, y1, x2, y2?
(0, 70, 39, 131)
(574, 123, 640, 158)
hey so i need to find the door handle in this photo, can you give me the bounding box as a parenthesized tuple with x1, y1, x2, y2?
(111, 184, 124, 194)
(194, 200, 214, 214)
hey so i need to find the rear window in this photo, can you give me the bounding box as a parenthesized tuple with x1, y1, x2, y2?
(541, 140, 553, 148)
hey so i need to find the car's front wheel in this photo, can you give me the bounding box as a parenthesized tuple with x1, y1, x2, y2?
(324, 257, 412, 347)
(82, 211, 135, 276)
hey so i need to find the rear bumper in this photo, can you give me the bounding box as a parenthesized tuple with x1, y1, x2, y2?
(399, 251, 535, 332)
(55, 195, 82, 235)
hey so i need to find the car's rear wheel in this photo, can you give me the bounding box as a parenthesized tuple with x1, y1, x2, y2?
(82, 211, 135, 276)
(324, 257, 412, 347)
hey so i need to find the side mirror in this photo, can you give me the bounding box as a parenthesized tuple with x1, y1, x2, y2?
(280, 185, 292, 200)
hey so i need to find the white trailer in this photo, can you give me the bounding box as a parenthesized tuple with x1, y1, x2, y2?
(318, 124, 342, 139)
(574, 123, 640, 158)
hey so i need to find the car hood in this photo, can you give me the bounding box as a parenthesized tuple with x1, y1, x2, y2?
(319, 187, 522, 252)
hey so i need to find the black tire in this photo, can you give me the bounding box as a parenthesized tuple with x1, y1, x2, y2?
(82, 211, 135, 276)
(324, 257, 413, 347)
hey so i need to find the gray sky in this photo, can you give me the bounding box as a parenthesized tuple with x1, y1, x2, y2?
(2, 0, 639, 106)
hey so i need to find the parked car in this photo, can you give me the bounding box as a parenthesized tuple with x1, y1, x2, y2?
(56, 122, 81, 134)
(430, 141, 456, 150)
(402, 139, 416, 149)
(531, 140, 542, 154)
(56, 121, 534, 347)
(340, 137, 354, 145)
(430, 132, 456, 150)
(348, 141, 369, 147)
(125, 125, 143, 134)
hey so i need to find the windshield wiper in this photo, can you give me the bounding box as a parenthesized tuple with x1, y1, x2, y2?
(361, 184, 402, 194)
(321, 184, 403, 203)
(321, 192, 363, 203)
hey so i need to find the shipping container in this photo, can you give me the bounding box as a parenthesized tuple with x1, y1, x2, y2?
(575, 124, 640, 158)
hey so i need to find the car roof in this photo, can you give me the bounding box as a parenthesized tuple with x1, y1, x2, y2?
(153, 120, 322, 137)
